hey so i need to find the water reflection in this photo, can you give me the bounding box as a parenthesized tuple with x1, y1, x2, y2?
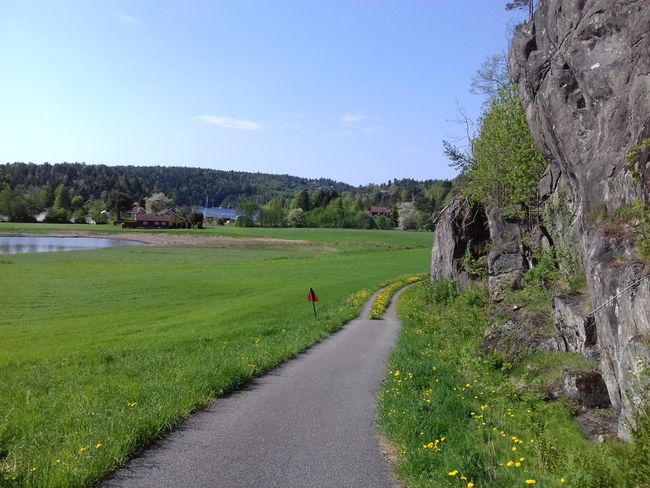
(0, 236, 143, 254)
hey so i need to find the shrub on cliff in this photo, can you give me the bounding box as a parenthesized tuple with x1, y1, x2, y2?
(466, 83, 547, 209)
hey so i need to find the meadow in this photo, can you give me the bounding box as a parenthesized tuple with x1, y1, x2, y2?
(0, 224, 433, 487)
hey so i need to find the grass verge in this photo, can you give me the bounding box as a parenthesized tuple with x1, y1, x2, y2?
(379, 281, 647, 488)
(368, 275, 425, 320)
(0, 227, 431, 487)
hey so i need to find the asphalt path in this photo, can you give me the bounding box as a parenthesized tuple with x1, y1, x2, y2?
(101, 290, 405, 488)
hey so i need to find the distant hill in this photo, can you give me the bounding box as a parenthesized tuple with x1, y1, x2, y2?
(0, 162, 354, 207)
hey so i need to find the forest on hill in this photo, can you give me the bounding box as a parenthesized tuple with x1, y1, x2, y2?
(0, 162, 452, 229)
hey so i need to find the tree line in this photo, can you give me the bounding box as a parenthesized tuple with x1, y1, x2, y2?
(0, 163, 452, 230)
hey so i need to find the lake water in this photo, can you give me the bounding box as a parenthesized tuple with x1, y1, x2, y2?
(0, 236, 143, 254)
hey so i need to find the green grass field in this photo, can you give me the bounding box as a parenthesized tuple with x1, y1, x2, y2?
(0, 224, 433, 487)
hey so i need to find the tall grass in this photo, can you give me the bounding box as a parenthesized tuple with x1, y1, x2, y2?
(0, 228, 432, 487)
(379, 282, 644, 488)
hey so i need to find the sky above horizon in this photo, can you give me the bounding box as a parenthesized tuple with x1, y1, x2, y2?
(0, 1, 526, 187)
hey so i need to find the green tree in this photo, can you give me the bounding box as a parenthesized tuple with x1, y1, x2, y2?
(287, 208, 305, 227)
(145, 192, 172, 214)
(0, 185, 32, 222)
(260, 198, 286, 227)
(292, 190, 310, 211)
(236, 199, 259, 227)
(108, 190, 132, 222)
(466, 83, 546, 209)
(54, 184, 71, 210)
(71, 195, 85, 210)
(190, 212, 204, 228)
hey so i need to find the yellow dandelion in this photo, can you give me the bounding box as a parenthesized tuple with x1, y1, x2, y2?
(448, 470, 459, 477)
(560, 479, 567, 484)
(467, 482, 475, 488)
(506, 461, 514, 467)
(511, 447, 517, 451)
(515, 462, 521, 468)
(55, 459, 61, 464)
(525, 480, 536, 485)
(95, 443, 103, 449)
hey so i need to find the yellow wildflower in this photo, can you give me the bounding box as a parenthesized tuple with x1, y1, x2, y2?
(96, 443, 103, 449)
(448, 470, 459, 477)
(467, 483, 475, 488)
(506, 461, 514, 467)
(525, 480, 536, 485)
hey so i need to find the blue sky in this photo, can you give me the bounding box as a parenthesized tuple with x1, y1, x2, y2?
(0, 1, 526, 186)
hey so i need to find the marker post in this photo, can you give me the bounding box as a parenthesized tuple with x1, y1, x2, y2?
(308, 287, 319, 320)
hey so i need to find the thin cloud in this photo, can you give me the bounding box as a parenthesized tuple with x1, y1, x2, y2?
(341, 112, 367, 126)
(118, 14, 144, 26)
(196, 115, 264, 132)
(340, 112, 380, 133)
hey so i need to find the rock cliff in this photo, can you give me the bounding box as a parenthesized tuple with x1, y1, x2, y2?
(509, 0, 650, 438)
(431, 0, 650, 439)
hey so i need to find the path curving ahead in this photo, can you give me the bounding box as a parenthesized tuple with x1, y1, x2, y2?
(102, 290, 405, 488)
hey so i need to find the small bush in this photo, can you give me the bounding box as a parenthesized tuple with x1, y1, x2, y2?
(425, 279, 458, 305)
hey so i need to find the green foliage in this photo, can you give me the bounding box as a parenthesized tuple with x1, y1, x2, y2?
(145, 192, 172, 214)
(53, 184, 71, 210)
(624, 137, 650, 185)
(236, 199, 259, 227)
(378, 283, 638, 488)
(463, 83, 546, 209)
(189, 212, 204, 226)
(424, 278, 459, 305)
(375, 215, 394, 230)
(612, 201, 650, 261)
(43, 207, 69, 223)
(462, 251, 488, 278)
(286, 208, 305, 228)
(0, 227, 431, 487)
(630, 404, 650, 483)
(0, 185, 34, 222)
(0, 164, 451, 230)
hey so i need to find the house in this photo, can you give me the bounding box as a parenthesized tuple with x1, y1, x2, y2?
(127, 209, 183, 228)
(368, 206, 391, 218)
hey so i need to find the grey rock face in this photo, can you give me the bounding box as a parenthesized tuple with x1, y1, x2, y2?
(510, 0, 650, 438)
(553, 294, 600, 361)
(564, 371, 612, 409)
(430, 197, 490, 285)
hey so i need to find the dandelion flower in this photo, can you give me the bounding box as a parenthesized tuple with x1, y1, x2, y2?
(506, 461, 514, 467)
(448, 470, 459, 477)
(525, 480, 536, 485)
(467, 482, 475, 488)
(96, 443, 103, 449)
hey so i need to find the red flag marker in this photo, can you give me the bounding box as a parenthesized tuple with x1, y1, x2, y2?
(308, 288, 319, 319)
(307, 288, 318, 302)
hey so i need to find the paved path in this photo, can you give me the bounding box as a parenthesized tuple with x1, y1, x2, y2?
(102, 290, 404, 488)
